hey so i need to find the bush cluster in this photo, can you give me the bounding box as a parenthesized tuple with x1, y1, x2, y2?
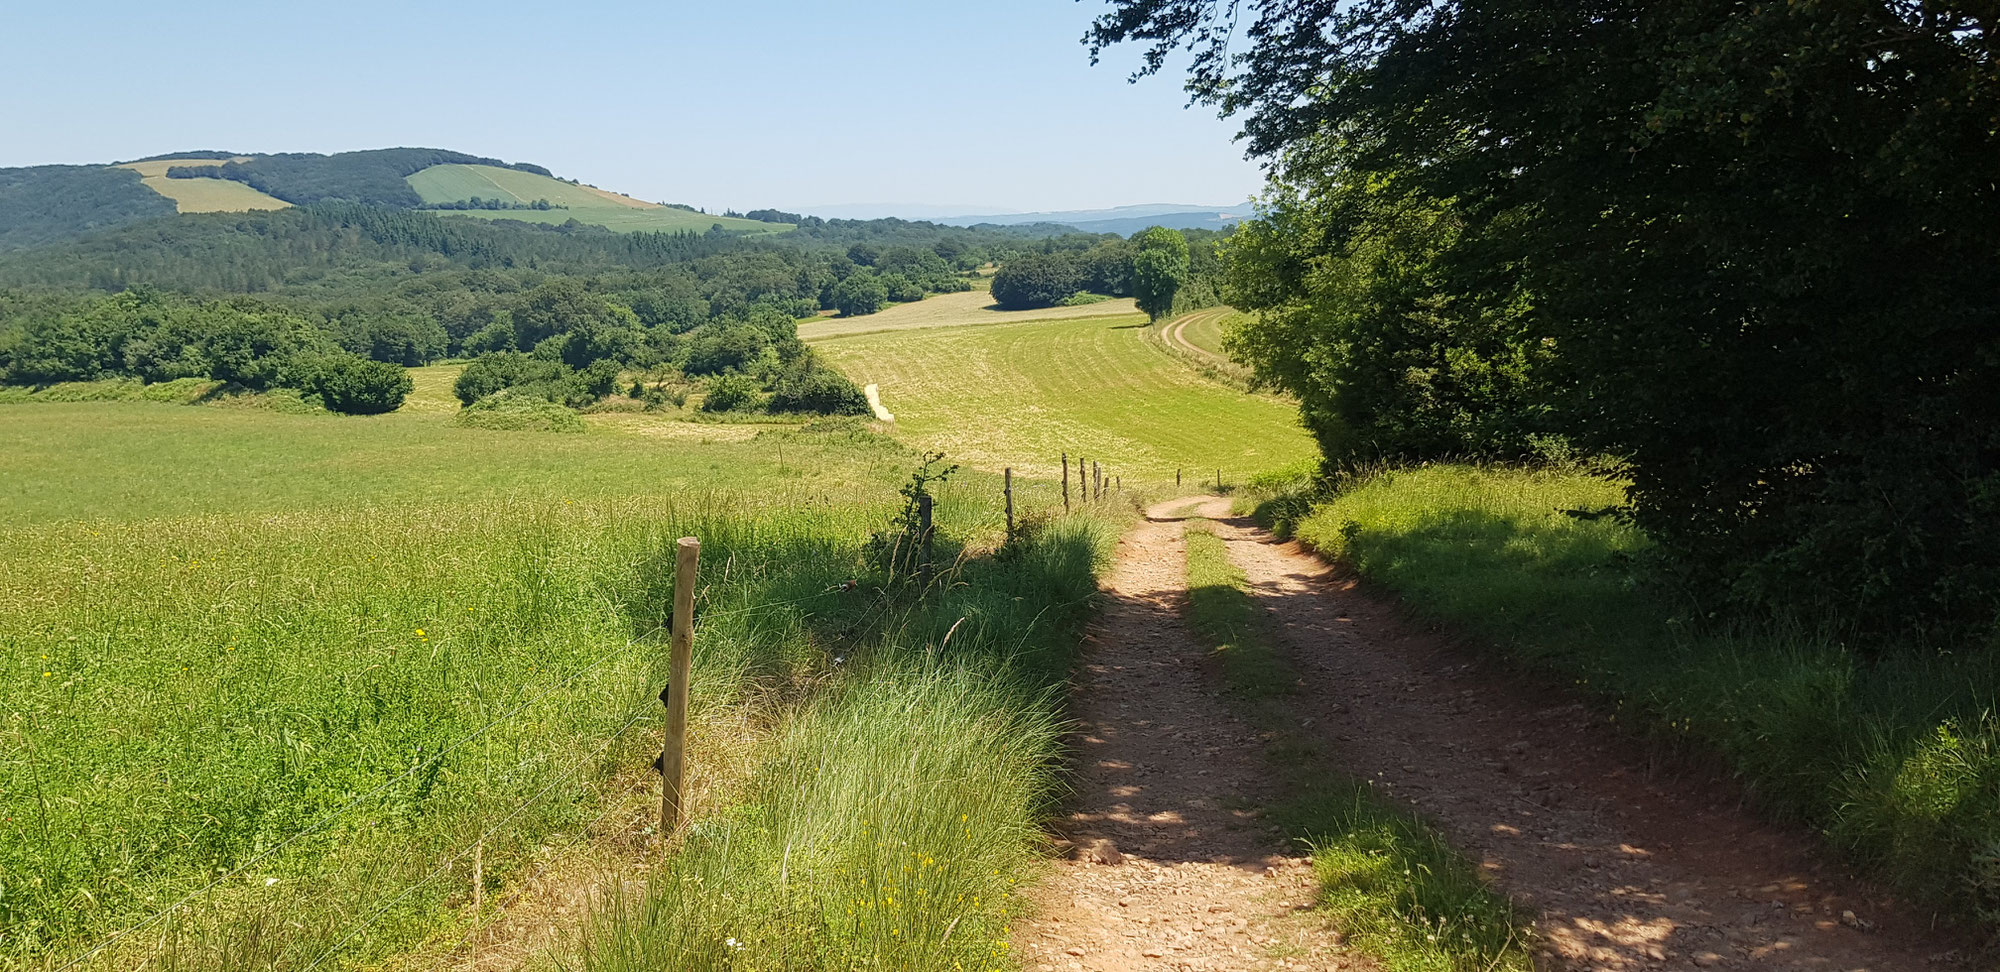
(0, 290, 410, 414)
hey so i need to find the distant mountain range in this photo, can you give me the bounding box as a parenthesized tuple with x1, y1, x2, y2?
(797, 202, 1252, 235)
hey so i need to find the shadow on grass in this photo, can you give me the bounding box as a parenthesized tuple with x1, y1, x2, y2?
(1293, 480, 2000, 929)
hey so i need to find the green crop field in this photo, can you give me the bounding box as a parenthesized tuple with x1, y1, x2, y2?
(407, 164, 787, 235)
(810, 309, 1315, 482)
(116, 159, 290, 214)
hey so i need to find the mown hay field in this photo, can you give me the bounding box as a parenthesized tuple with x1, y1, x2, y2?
(811, 310, 1314, 482)
(115, 158, 290, 214)
(799, 290, 1139, 340)
(406, 164, 786, 235)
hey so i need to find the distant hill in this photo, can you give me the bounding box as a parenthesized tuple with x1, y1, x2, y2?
(408, 164, 784, 235)
(0, 165, 175, 251)
(792, 202, 1249, 236)
(0, 147, 787, 250)
(940, 203, 1248, 227)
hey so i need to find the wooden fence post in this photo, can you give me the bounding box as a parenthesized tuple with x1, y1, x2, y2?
(917, 493, 935, 589)
(1177, 468, 1182, 488)
(660, 536, 699, 843)
(1004, 467, 1015, 540)
(1061, 452, 1070, 512)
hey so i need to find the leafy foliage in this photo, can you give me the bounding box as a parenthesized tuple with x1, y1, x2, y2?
(282, 351, 413, 414)
(990, 252, 1086, 309)
(1129, 226, 1188, 322)
(832, 271, 890, 317)
(1094, 0, 2000, 640)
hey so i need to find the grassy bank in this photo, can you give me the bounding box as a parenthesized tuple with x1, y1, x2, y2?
(1182, 521, 1533, 972)
(1254, 464, 2000, 929)
(580, 513, 1116, 971)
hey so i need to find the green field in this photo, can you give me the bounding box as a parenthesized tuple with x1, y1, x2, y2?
(116, 159, 291, 214)
(0, 391, 1120, 970)
(811, 310, 1315, 482)
(407, 164, 787, 235)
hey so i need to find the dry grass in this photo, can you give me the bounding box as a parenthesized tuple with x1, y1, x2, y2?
(798, 290, 1140, 340)
(115, 158, 289, 213)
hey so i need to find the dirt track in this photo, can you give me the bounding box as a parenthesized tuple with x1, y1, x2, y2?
(1016, 498, 1963, 972)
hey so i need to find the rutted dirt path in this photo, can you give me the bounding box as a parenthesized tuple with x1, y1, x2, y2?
(1019, 498, 1963, 972)
(1014, 503, 1352, 972)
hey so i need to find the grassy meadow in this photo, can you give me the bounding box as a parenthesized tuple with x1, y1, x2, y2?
(1252, 465, 2000, 929)
(0, 383, 1122, 970)
(810, 310, 1314, 481)
(406, 165, 786, 235)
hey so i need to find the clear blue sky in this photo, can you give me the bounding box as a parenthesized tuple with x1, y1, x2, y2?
(0, 0, 1264, 215)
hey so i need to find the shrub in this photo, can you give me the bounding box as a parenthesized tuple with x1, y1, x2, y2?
(454, 354, 572, 406)
(831, 272, 889, 317)
(283, 351, 412, 415)
(990, 253, 1084, 309)
(700, 373, 761, 413)
(451, 393, 587, 433)
(767, 366, 869, 416)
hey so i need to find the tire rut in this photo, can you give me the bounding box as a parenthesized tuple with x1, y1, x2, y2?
(1014, 500, 1364, 972)
(1200, 503, 1966, 972)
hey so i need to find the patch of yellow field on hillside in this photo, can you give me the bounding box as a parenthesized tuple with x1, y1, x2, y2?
(116, 157, 289, 213)
(577, 184, 662, 209)
(799, 290, 1141, 340)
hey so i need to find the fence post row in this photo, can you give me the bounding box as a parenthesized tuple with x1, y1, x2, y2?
(660, 536, 700, 844)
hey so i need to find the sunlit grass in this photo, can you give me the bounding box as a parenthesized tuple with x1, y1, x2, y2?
(811, 312, 1314, 481)
(1265, 463, 2000, 929)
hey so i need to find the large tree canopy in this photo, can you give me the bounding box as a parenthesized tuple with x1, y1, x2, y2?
(1091, 1, 2000, 638)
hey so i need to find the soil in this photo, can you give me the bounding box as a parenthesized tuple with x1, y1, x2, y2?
(1015, 497, 1968, 972)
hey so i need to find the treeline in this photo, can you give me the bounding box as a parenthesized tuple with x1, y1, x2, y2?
(448, 279, 867, 418)
(0, 165, 176, 251)
(990, 227, 1224, 316)
(1093, 1, 2000, 644)
(417, 197, 564, 211)
(164, 148, 546, 208)
(0, 290, 411, 413)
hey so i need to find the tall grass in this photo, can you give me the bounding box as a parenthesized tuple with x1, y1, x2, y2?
(1260, 463, 2000, 930)
(578, 514, 1116, 972)
(1182, 521, 1533, 972)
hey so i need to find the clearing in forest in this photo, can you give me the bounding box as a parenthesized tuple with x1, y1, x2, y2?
(810, 309, 1314, 480)
(406, 164, 787, 234)
(115, 158, 290, 213)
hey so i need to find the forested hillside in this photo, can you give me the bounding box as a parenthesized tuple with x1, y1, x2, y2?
(0, 165, 176, 251)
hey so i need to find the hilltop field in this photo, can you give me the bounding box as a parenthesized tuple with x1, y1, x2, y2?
(407, 163, 785, 235)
